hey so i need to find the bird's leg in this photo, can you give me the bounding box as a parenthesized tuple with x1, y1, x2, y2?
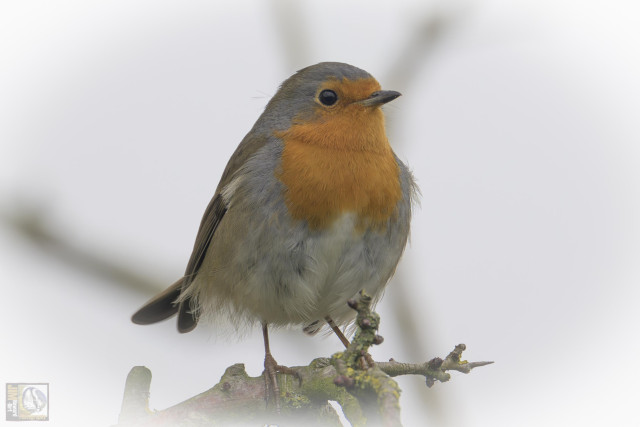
(262, 323, 281, 412)
(262, 324, 300, 413)
(325, 315, 350, 348)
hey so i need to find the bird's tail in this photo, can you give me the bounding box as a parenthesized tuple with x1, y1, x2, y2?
(131, 278, 183, 325)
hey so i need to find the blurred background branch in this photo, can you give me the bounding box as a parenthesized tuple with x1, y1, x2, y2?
(1, 200, 160, 295)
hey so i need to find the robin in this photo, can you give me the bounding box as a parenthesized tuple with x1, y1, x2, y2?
(132, 62, 416, 407)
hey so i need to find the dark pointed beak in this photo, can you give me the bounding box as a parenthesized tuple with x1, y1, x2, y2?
(358, 90, 402, 107)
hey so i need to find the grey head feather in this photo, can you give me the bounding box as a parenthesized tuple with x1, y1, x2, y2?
(253, 62, 375, 136)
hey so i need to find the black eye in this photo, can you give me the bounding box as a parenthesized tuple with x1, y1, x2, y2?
(318, 89, 338, 106)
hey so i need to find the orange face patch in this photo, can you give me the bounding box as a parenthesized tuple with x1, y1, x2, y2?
(276, 77, 402, 231)
(286, 77, 389, 153)
(318, 77, 382, 107)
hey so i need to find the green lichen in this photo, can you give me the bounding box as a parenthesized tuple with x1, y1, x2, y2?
(281, 390, 311, 410)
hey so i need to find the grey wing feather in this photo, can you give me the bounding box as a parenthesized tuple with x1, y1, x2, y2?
(183, 193, 228, 282)
(177, 193, 227, 332)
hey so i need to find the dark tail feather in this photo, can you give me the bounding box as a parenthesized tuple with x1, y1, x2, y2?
(132, 278, 183, 325)
(177, 298, 198, 333)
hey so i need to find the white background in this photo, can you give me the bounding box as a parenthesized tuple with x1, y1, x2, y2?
(1, 1, 639, 426)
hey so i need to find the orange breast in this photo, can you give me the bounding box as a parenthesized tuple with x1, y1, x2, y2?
(276, 101, 401, 231)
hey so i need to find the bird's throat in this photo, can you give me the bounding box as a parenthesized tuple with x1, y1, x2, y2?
(277, 121, 402, 231)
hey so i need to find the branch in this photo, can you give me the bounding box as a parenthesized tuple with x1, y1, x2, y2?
(115, 360, 356, 427)
(378, 344, 494, 388)
(0, 202, 162, 295)
(332, 292, 402, 426)
(115, 293, 493, 426)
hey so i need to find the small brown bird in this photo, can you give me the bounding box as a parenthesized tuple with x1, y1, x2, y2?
(132, 62, 416, 404)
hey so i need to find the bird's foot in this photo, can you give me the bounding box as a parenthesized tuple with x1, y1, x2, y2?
(263, 353, 300, 413)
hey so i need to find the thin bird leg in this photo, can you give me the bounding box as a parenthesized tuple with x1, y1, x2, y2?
(325, 315, 350, 348)
(262, 323, 281, 412)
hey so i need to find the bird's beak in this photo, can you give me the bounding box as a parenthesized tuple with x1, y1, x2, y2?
(358, 90, 402, 107)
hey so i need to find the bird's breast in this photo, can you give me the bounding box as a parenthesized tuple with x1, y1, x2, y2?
(277, 138, 402, 231)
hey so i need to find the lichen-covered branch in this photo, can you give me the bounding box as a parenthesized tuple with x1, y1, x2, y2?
(115, 293, 493, 426)
(115, 360, 354, 427)
(378, 344, 494, 388)
(332, 292, 402, 426)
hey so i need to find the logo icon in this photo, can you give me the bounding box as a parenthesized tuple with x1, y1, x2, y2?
(6, 383, 49, 421)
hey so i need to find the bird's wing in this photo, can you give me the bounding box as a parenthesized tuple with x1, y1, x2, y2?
(176, 134, 270, 331)
(177, 192, 227, 332)
(131, 133, 270, 332)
